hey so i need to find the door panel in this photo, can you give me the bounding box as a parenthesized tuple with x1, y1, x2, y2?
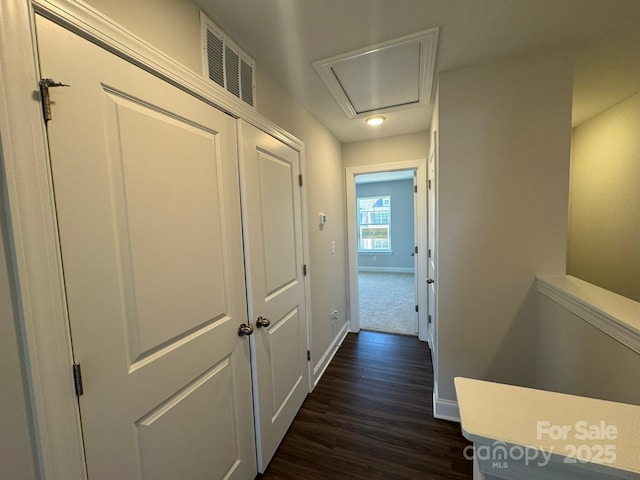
(104, 90, 229, 362)
(37, 16, 256, 480)
(238, 122, 309, 472)
(259, 152, 298, 293)
(268, 308, 303, 410)
(135, 359, 240, 480)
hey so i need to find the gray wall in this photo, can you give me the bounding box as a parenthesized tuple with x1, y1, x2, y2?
(356, 179, 414, 270)
(536, 294, 640, 405)
(435, 50, 573, 403)
(0, 178, 37, 480)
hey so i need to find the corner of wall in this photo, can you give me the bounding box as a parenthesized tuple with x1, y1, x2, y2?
(435, 49, 573, 402)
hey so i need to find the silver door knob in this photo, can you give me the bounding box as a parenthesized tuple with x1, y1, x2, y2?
(426, 278, 434, 284)
(256, 316, 271, 328)
(238, 324, 254, 336)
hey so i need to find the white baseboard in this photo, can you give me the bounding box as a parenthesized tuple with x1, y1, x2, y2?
(433, 393, 460, 422)
(358, 266, 415, 273)
(312, 322, 349, 389)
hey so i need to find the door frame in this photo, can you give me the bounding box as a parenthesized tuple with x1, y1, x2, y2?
(345, 159, 427, 340)
(0, 1, 311, 478)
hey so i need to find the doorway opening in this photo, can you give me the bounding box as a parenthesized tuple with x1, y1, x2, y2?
(346, 160, 427, 340)
(356, 171, 416, 335)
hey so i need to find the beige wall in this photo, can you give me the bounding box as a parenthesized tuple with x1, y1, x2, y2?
(343, 131, 429, 168)
(85, 0, 202, 74)
(81, 0, 349, 375)
(568, 92, 640, 302)
(536, 295, 640, 404)
(0, 180, 37, 480)
(435, 51, 573, 403)
(255, 67, 348, 370)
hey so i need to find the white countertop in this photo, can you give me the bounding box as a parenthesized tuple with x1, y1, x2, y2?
(455, 377, 640, 477)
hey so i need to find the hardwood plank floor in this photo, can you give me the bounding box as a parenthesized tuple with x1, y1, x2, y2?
(258, 331, 473, 479)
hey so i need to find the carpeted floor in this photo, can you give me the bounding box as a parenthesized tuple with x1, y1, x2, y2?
(358, 272, 417, 335)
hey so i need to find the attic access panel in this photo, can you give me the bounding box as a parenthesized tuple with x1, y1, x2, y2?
(313, 28, 439, 119)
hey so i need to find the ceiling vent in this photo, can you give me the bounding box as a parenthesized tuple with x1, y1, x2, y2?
(201, 13, 256, 109)
(313, 28, 439, 119)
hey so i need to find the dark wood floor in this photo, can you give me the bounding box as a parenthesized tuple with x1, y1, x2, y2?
(258, 331, 473, 479)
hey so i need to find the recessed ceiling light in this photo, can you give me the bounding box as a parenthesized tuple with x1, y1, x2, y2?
(365, 115, 386, 126)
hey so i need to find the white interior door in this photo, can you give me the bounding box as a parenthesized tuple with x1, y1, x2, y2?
(238, 121, 309, 473)
(37, 16, 256, 480)
(412, 171, 420, 335)
(427, 134, 437, 350)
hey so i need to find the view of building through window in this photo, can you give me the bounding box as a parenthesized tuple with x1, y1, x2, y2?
(358, 196, 391, 251)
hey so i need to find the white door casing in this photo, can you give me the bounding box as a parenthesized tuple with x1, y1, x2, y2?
(413, 170, 420, 335)
(346, 161, 427, 337)
(37, 16, 256, 480)
(238, 121, 310, 473)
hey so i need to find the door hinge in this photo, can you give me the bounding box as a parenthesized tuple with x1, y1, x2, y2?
(72, 362, 84, 397)
(298, 174, 303, 187)
(428, 248, 432, 258)
(428, 179, 432, 190)
(307, 350, 311, 361)
(415, 305, 419, 313)
(39, 78, 70, 122)
(303, 264, 307, 276)
(414, 246, 418, 255)
(428, 314, 432, 324)
(414, 185, 417, 193)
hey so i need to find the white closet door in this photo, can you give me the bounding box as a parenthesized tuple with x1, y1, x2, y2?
(37, 16, 256, 480)
(238, 121, 309, 472)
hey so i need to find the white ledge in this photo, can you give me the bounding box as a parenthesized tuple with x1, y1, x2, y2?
(456, 377, 640, 478)
(537, 275, 640, 355)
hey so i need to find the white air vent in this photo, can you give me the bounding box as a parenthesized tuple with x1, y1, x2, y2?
(201, 13, 256, 109)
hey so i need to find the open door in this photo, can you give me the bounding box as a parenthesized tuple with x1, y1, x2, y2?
(413, 171, 420, 334)
(427, 133, 438, 351)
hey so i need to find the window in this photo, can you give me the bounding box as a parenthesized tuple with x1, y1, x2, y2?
(358, 196, 391, 252)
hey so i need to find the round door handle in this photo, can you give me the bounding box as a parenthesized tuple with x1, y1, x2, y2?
(426, 278, 434, 284)
(256, 316, 271, 328)
(238, 323, 254, 336)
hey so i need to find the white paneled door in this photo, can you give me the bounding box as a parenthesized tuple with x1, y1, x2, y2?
(37, 16, 256, 480)
(238, 122, 309, 472)
(427, 134, 437, 349)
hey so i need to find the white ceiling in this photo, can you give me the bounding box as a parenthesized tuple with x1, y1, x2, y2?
(194, 0, 640, 143)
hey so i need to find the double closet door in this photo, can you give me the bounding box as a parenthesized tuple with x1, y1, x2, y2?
(37, 15, 307, 480)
